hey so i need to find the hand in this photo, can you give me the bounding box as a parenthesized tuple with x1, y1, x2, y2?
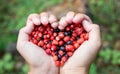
(16, 12, 59, 74)
(58, 12, 102, 74)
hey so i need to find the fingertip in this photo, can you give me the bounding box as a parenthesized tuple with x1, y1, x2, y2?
(51, 22, 58, 29)
(40, 12, 49, 25)
(58, 25, 64, 30)
(49, 14, 57, 24)
(59, 17, 68, 28)
(66, 11, 75, 24)
(82, 20, 92, 32)
(32, 17, 41, 25)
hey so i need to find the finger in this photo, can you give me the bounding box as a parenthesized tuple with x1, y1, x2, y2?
(18, 21, 34, 42)
(82, 20, 101, 45)
(51, 22, 59, 29)
(27, 14, 40, 25)
(59, 17, 68, 30)
(73, 13, 92, 24)
(40, 12, 49, 25)
(49, 14, 57, 24)
(66, 11, 75, 24)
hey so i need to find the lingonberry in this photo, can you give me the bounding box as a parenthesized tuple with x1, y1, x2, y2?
(29, 22, 89, 67)
(55, 61, 60, 67)
(64, 36, 70, 42)
(58, 50, 64, 56)
(51, 45, 57, 51)
(59, 40, 64, 46)
(67, 52, 73, 57)
(58, 32, 65, 39)
(66, 45, 74, 52)
(77, 38, 84, 44)
(53, 55, 58, 61)
(46, 49, 51, 55)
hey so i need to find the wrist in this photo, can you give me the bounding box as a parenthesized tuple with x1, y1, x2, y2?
(60, 67, 89, 74)
(28, 65, 48, 74)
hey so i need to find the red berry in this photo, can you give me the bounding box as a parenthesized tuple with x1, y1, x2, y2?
(59, 40, 64, 46)
(56, 36, 60, 41)
(50, 36, 54, 40)
(51, 52, 55, 56)
(66, 45, 74, 51)
(64, 36, 70, 42)
(84, 33, 89, 40)
(53, 32, 57, 37)
(60, 61, 64, 66)
(51, 45, 57, 51)
(58, 50, 64, 56)
(46, 49, 51, 55)
(58, 32, 65, 39)
(52, 40, 58, 45)
(38, 32, 42, 37)
(38, 40, 44, 47)
(46, 44, 51, 49)
(74, 43, 79, 49)
(66, 27, 70, 31)
(53, 55, 58, 61)
(61, 56, 67, 62)
(55, 61, 60, 67)
(77, 38, 84, 44)
(67, 52, 73, 57)
(76, 28, 83, 35)
(33, 39, 38, 44)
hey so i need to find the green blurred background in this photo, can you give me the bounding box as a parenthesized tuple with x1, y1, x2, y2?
(0, 0, 120, 74)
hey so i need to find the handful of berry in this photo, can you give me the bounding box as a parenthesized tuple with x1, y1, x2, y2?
(29, 23, 88, 66)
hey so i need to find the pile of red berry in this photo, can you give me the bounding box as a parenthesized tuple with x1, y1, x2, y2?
(29, 23, 88, 67)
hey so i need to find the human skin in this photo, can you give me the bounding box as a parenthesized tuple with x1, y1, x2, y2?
(58, 12, 101, 74)
(16, 12, 59, 74)
(16, 12, 101, 74)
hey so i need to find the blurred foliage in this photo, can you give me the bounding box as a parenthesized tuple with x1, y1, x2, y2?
(88, 0, 120, 74)
(0, 0, 120, 74)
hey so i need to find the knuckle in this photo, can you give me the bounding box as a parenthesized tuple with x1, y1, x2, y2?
(93, 24, 100, 29)
(28, 13, 38, 18)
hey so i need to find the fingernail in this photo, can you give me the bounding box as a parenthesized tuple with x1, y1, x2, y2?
(83, 20, 90, 25)
(34, 18, 40, 25)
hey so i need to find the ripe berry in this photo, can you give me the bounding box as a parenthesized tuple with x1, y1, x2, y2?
(84, 33, 89, 40)
(64, 36, 70, 42)
(38, 40, 44, 46)
(58, 32, 65, 39)
(59, 40, 64, 46)
(77, 38, 84, 44)
(51, 45, 57, 51)
(60, 61, 64, 66)
(55, 61, 60, 67)
(46, 49, 51, 55)
(58, 50, 64, 56)
(53, 55, 58, 61)
(56, 36, 60, 41)
(52, 40, 59, 45)
(61, 56, 67, 62)
(67, 52, 73, 57)
(74, 43, 79, 49)
(66, 45, 74, 52)
(38, 32, 42, 37)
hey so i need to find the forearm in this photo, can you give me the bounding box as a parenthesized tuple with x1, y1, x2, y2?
(28, 66, 48, 74)
(60, 67, 88, 74)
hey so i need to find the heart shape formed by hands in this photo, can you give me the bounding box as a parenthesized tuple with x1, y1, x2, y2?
(29, 22, 88, 67)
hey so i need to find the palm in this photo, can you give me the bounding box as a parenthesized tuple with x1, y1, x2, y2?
(24, 41, 57, 68)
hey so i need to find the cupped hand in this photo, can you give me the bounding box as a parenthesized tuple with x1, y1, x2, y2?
(58, 12, 102, 74)
(16, 12, 59, 74)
